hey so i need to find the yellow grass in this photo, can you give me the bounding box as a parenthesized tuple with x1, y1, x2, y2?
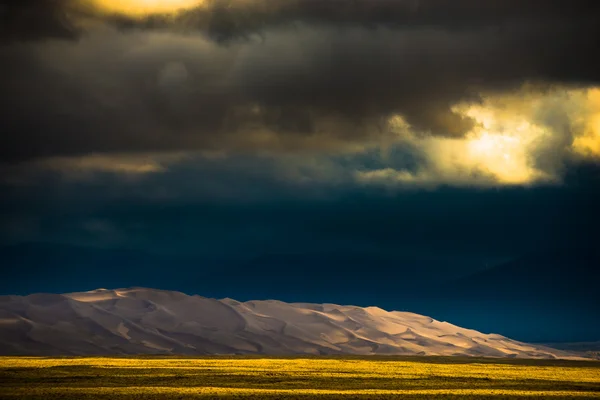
(4, 386, 600, 397)
(1, 356, 599, 399)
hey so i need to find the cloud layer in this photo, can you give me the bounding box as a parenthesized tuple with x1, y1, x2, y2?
(1, 0, 600, 187)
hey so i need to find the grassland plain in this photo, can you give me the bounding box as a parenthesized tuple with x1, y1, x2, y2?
(1, 356, 599, 399)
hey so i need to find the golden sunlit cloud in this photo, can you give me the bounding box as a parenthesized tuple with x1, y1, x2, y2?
(572, 88, 600, 157)
(91, 0, 205, 17)
(38, 153, 192, 177)
(0, 154, 176, 185)
(360, 86, 600, 187)
(458, 103, 551, 184)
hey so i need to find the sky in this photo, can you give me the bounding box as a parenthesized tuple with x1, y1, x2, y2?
(1, 0, 600, 342)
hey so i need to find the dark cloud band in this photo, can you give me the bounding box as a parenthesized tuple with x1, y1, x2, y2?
(0, 0, 599, 165)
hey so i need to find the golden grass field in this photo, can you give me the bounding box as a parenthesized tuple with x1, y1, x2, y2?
(1, 356, 599, 399)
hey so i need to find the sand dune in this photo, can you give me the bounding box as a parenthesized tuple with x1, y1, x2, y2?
(0, 288, 581, 358)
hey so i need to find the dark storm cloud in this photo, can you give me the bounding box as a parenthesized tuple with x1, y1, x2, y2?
(121, 0, 600, 45)
(4, 0, 599, 42)
(0, 0, 82, 42)
(0, 0, 599, 164)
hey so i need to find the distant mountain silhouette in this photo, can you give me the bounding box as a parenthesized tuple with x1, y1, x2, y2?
(234, 252, 447, 302)
(0, 242, 218, 295)
(449, 247, 599, 301)
(0, 243, 450, 302)
(421, 247, 600, 343)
